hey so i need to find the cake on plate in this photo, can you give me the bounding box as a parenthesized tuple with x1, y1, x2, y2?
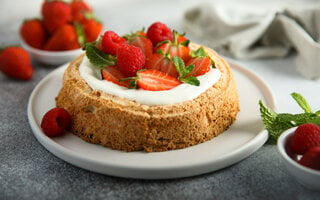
(55, 22, 240, 152)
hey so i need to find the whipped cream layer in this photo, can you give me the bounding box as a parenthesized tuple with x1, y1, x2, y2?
(79, 56, 221, 105)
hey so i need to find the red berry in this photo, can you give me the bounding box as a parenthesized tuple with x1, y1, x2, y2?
(101, 31, 126, 55)
(117, 44, 145, 77)
(137, 69, 181, 91)
(0, 47, 33, 80)
(41, 108, 71, 137)
(299, 146, 320, 170)
(290, 123, 320, 155)
(146, 22, 173, 46)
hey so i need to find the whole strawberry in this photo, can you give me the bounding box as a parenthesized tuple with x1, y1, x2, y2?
(82, 18, 103, 43)
(70, 0, 92, 22)
(290, 123, 320, 155)
(117, 44, 146, 77)
(146, 22, 173, 46)
(41, 0, 72, 34)
(44, 24, 81, 51)
(0, 47, 33, 80)
(299, 146, 320, 170)
(20, 19, 48, 49)
(41, 107, 71, 137)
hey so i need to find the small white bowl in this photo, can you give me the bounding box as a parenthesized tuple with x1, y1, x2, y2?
(20, 38, 83, 65)
(277, 127, 320, 191)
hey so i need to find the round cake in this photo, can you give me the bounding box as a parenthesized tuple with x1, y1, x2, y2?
(56, 43, 239, 152)
(55, 23, 240, 152)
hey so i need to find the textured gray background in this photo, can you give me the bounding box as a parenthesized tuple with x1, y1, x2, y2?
(1, 0, 320, 199)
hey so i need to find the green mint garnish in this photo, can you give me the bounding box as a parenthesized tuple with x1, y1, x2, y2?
(173, 56, 200, 86)
(83, 43, 116, 68)
(259, 92, 320, 142)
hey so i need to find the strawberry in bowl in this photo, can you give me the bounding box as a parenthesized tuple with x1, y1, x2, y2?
(19, 0, 103, 65)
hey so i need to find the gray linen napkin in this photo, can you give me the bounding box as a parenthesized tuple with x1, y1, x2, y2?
(183, 3, 320, 79)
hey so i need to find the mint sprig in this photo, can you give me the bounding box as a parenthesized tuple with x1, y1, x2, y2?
(259, 92, 320, 142)
(173, 56, 200, 86)
(83, 43, 116, 68)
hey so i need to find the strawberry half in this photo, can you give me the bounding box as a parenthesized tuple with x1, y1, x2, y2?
(186, 57, 211, 77)
(145, 53, 178, 78)
(101, 66, 130, 87)
(125, 30, 153, 58)
(137, 69, 181, 91)
(155, 30, 190, 63)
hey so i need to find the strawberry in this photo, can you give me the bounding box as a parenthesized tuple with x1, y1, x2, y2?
(101, 31, 126, 55)
(44, 24, 81, 51)
(186, 57, 211, 77)
(70, 0, 92, 22)
(146, 22, 173, 46)
(0, 47, 33, 80)
(145, 52, 178, 77)
(116, 44, 145, 77)
(299, 146, 320, 170)
(155, 31, 190, 63)
(290, 123, 320, 155)
(101, 66, 130, 87)
(82, 18, 103, 42)
(41, 0, 72, 34)
(20, 19, 48, 49)
(136, 69, 181, 91)
(41, 107, 71, 137)
(125, 31, 153, 58)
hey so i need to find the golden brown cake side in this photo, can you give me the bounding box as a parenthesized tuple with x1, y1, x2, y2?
(56, 43, 240, 152)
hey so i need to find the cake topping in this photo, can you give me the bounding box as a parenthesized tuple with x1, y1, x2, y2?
(83, 21, 217, 92)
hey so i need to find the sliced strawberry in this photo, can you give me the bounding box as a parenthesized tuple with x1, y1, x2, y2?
(145, 53, 178, 77)
(127, 35, 153, 58)
(155, 31, 190, 63)
(137, 69, 181, 91)
(101, 66, 130, 87)
(186, 57, 211, 77)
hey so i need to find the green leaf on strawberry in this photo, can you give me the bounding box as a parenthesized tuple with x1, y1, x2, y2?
(173, 56, 200, 86)
(259, 92, 320, 142)
(83, 42, 116, 68)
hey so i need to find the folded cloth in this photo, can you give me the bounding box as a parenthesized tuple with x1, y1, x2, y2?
(183, 3, 320, 79)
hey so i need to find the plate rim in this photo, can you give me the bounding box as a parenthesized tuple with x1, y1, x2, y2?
(27, 60, 275, 179)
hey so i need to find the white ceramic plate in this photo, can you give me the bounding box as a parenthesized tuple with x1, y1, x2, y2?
(27, 60, 275, 179)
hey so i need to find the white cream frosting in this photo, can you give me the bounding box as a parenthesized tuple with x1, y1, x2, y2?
(79, 55, 221, 105)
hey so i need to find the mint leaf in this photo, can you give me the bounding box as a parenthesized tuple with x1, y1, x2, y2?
(84, 43, 116, 68)
(259, 93, 320, 142)
(173, 56, 200, 86)
(291, 92, 313, 113)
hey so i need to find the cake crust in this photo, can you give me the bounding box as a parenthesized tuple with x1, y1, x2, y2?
(55, 43, 240, 152)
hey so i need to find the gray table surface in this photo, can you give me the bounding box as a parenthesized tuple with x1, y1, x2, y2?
(1, 0, 320, 199)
